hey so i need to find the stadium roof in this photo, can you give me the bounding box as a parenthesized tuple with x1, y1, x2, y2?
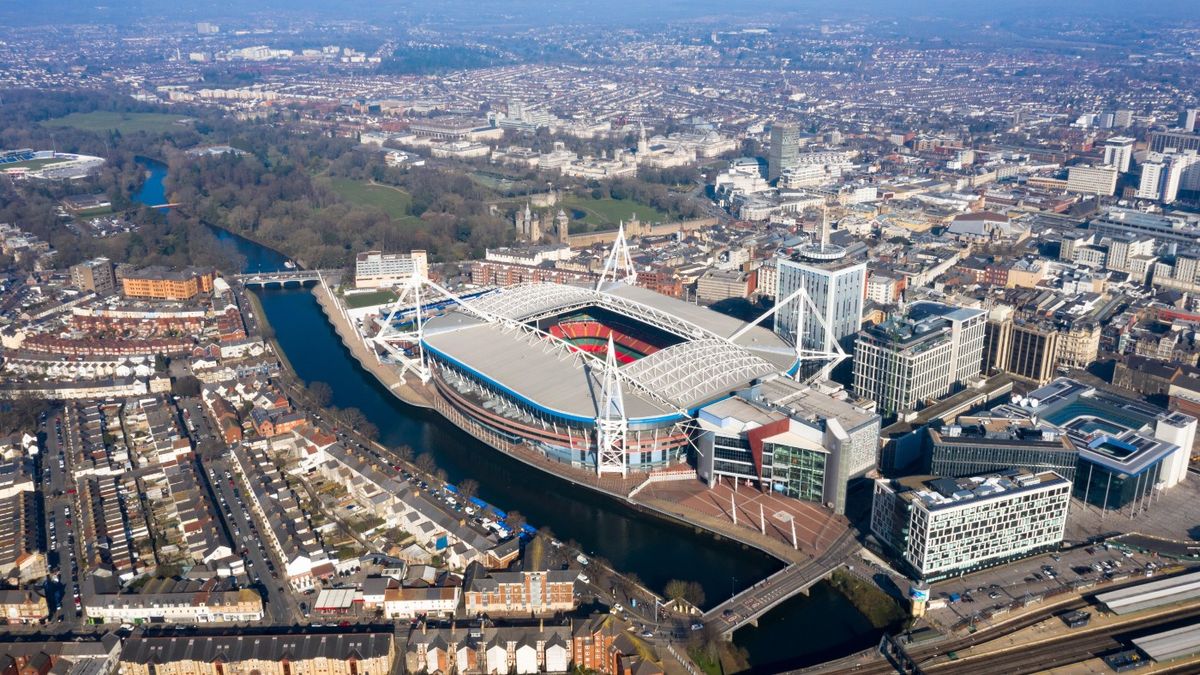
(421, 282, 795, 419)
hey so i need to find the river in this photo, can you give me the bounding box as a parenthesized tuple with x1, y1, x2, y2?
(134, 157, 889, 671)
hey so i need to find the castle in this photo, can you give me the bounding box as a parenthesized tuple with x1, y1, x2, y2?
(515, 203, 571, 245)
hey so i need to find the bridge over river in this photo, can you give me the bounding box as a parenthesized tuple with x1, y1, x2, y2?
(704, 529, 863, 638)
(235, 270, 337, 287)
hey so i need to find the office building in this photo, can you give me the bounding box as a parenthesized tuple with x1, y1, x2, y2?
(852, 302, 986, 418)
(1103, 137, 1135, 173)
(871, 470, 1071, 581)
(1150, 130, 1200, 154)
(694, 375, 881, 514)
(768, 122, 800, 182)
(1138, 160, 1168, 201)
(926, 416, 1077, 480)
(120, 266, 214, 300)
(775, 245, 866, 353)
(70, 257, 116, 295)
(1066, 165, 1118, 196)
(1181, 108, 1199, 133)
(1089, 207, 1200, 246)
(354, 250, 429, 288)
(994, 378, 1197, 513)
(1114, 109, 1134, 128)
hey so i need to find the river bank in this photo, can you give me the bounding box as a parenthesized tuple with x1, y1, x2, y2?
(311, 281, 433, 409)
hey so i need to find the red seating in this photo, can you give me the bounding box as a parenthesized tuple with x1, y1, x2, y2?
(548, 320, 660, 360)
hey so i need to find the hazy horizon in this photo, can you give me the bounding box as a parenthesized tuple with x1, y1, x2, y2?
(8, 0, 1200, 28)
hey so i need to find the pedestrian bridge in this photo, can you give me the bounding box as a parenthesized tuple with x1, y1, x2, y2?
(235, 270, 333, 287)
(703, 530, 860, 638)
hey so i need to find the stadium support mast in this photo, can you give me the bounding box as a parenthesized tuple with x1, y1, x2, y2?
(595, 336, 628, 477)
(596, 221, 638, 290)
(727, 284, 847, 381)
(374, 273, 497, 384)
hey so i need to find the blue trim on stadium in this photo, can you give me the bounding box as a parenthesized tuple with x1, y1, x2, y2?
(422, 340, 686, 426)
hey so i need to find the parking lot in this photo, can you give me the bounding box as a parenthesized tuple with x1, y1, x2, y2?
(925, 543, 1169, 629)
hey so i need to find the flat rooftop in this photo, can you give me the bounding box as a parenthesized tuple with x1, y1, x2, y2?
(1096, 569, 1200, 616)
(892, 470, 1068, 511)
(1132, 623, 1200, 662)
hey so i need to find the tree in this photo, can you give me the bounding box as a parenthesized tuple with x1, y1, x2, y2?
(172, 375, 202, 397)
(665, 579, 706, 607)
(308, 381, 333, 408)
(414, 453, 437, 474)
(505, 510, 527, 532)
(394, 444, 414, 462)
(433, 468, 448, 484)
(340, 406, 368, 430)
(457, 478, 479, 502)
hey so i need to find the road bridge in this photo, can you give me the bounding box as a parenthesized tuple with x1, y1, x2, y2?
(704, 529, 862, 638)
(235, 270, 334, 288)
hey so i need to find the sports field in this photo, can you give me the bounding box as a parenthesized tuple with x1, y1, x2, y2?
(46, 111, 192, 134)
(343, 290, 399, 309)
(2, 157, 71, 170)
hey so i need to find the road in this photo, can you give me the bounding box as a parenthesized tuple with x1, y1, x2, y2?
(201, 455, 300, 624)
(41, 408, 83, 625)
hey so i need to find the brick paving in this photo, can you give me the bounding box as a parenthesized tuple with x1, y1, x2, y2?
(639, 476, 849, 563)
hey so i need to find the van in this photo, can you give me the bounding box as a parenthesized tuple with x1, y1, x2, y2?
(577, 554, 590, 566)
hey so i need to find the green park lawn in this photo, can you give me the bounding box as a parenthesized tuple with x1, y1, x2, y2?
(326, 178, 416, 221)
(46, 111, 193, 134)
(560, 195, 667, 229)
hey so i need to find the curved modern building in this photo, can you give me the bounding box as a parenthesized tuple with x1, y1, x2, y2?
(416, 282, 796, 472)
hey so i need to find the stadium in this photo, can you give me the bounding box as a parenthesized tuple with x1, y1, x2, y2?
(379, 279, 798, 474)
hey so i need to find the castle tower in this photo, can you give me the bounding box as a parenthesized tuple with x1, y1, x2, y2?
(555, 209, 569, 245)
(515, 203, 535, 240)
(637, 123, 650, 156)
(530, 210, 543, 241)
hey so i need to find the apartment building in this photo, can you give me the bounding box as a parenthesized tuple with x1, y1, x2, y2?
(69, 257, 116, 295)
(462, 561, 577, 617)
(775, 245, 866, 352)
(121, 633, 394, 675)
(1066, 165, 1118, 196)
(120, 266, 214, 300)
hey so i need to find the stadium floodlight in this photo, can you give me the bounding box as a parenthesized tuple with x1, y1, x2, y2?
(596, 220, 638, 290)
(595, 335, 628, 477)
